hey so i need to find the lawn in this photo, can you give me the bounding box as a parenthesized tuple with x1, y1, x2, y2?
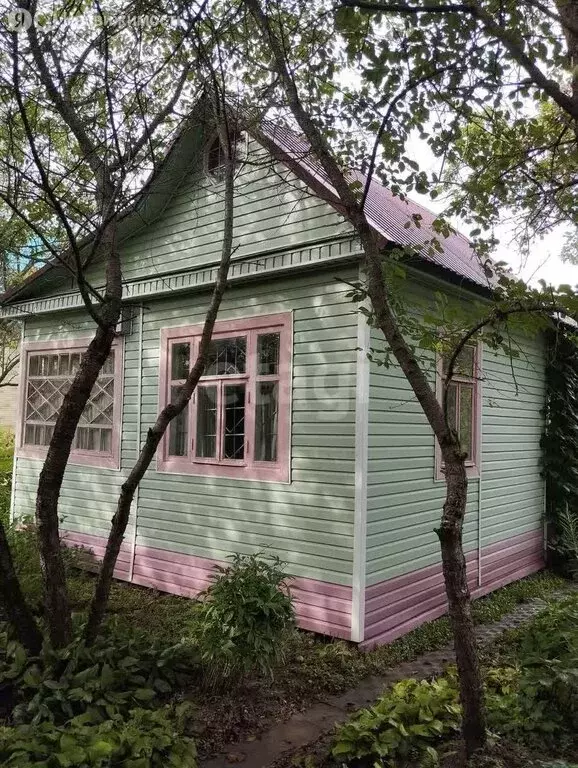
(302, 591, 578, 768)
(0, 445, 573, 766)
(0, 514, 567, 760)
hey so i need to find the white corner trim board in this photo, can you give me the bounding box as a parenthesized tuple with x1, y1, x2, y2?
(352, 290, 370, 643)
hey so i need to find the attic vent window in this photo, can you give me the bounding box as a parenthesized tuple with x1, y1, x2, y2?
(205, 132, 240, 182)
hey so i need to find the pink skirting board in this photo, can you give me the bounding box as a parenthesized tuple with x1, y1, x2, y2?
(62, 527, 543, 647)
(362, 529, 544, 649)
(61, 531, 353, 640)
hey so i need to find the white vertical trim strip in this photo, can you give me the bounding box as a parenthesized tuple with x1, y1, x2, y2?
(477, 341, 484, 587)
(9, 320, 25, 525)
(351, 294, 370, 643)
(128, 305, 144, 582)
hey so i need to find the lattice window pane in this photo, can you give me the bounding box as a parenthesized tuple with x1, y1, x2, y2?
(99, 429, 112, 453)
(257, 333, 280, 376)
(459, 384, 474, 459)
(24, 349, 116, 454)
(443, 345, 475, 378)
(223, 383, 245, 460)
(205, 337, 246, 376)
(169, 385, 188, 457)
(171, 343, 190, 381)
(196, 385, 217, 458)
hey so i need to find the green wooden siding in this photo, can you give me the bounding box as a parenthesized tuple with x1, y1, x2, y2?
(366, 278, 545, 586)
(13, 312, 130, 539)
(27, 139, 352, 301)
(12, 268, 358, 586)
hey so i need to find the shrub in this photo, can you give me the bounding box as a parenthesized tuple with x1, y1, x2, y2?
(332, 676, 462, 767)
(510, 596, 578, 736)
(0, 704, 197, 767)
(0, 620, 195, 726)
(193, 552, 295, 687)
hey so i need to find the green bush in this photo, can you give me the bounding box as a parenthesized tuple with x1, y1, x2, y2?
(0, 620, 195, 726)
(332, 676, 462, 767)
(193, 552, 295, 687)
(0, 704, 197, 767)
(507, 596, 578, 737)
(331, 596, 578, 767)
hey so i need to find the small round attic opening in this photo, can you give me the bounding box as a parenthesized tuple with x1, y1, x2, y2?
(205, 131, 242, 182)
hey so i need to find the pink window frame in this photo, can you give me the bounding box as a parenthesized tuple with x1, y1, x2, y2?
(16, 337, 124, 470)
(157, 312, 292, 483)
(434, 344, 481, 481)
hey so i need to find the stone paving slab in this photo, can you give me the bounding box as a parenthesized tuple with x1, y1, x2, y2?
(201, 589, 575, 768)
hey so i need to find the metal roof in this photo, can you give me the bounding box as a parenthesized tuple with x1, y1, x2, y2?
(262, 123, 494, 290)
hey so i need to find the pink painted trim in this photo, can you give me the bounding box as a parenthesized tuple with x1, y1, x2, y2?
(434, 344, 482, 481)
(16, 338, 124, 470)
(61, 530, 131, 579)
(62, 531, 352, 639)
(361, 528, 544, 650)
(157, 312, 292, 483)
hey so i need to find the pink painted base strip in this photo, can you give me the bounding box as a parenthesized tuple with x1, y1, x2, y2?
(62, 530, 132, 580)
(361, 528, 544, 650)
(62, 532, 352, 640)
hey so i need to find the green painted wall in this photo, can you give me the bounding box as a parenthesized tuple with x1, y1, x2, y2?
(26, 137, 352, 301)
(366, 275, 545, 586)
(13, 312, 131, 541)
(13, 267, 359, 586)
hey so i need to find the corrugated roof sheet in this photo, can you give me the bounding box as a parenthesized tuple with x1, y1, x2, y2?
(263, 123, 493, 290)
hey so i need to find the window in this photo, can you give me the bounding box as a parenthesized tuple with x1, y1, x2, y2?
(205, 132, 241, 182)
(18, 339, 123, 469)
(435, 344, 481, 479)
(159, 313, 291, 482)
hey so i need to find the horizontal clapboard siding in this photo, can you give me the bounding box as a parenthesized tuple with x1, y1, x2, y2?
(135, 269, 357, 592)
(58, 531, 352, 639)
(364, 276, 545, 645)
(361, 529, 544, 649)
(12, 267, 358, 638)
(481, 334, 546, 545)
(31, 138, 352, 300)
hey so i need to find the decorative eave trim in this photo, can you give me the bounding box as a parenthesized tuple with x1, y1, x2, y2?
(0, 236, 361, 319)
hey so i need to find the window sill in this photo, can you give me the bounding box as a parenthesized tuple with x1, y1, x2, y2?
(156, 456, 290, 483)
(16, 448, 121, 470)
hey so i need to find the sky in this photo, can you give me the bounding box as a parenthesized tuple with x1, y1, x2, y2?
(494, 227, 578, 288)
(405, 137, 577, 290)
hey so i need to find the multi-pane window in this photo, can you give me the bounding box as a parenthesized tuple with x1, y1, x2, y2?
(19, 341, 122, 469)
(206, 133, 240, 182)
(160, 314, 291, 482)
(436, 344, 480, 477)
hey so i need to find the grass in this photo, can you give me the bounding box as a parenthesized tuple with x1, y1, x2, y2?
(4, 518, 566, 756)
(0, 428, 13, 528)
(0, 429, 570, 756)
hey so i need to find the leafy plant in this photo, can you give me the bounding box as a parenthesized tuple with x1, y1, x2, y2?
(554, 506, 578, 579)
(193, 552, 295, 688)
(332, 676, 462, 767)
(486, 596, 578, 742)
(0, 620, 195, 726)
(542, 331, 578, 578)
(0, 704, 197, 767)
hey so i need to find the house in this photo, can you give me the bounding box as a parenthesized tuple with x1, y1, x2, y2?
(0, 107, 546, 649)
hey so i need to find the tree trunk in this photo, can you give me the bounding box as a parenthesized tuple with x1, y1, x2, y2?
(242, 0, 488, 751)
(0, 521, 43, 655)
(35, 323, 117, 648)
(555, 0, 578, 121)
(438, 451, 486, 755)
(83, 121, 236, 644)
